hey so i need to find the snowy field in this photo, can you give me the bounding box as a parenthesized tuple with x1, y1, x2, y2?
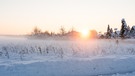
(0, 36, 135, 76)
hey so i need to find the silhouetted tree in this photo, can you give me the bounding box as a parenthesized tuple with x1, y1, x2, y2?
(60, 26, 66, 36)
(44, 31, 50, 36)
(120, 18, 128, 38)
(50, 32, 55, 36)
(107, 25, 110, 33)
(106, 25, 111, 38)
(32, 26, 41, 35)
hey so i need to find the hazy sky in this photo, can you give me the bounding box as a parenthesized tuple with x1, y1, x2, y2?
(0, 0, 135, 35)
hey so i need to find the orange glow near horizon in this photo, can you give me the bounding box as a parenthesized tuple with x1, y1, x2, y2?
(81, 29, 90, 39)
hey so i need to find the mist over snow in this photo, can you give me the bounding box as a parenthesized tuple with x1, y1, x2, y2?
(0, 36, 135, 76)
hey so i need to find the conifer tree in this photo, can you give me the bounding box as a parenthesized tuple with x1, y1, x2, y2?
(106, 25, 111, 38)
(120, 18, 127, 38)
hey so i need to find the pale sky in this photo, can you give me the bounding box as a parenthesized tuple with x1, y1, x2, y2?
(0, 0, 135, 35)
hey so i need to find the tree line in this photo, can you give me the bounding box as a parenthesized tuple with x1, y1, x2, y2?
(31, 26, 98, 39)
(30, 18, 135, 39)
(100, 18, 135, 39)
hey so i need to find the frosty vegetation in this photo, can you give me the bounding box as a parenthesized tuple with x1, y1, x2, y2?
(0, 36, 135, 76)
(0, 37, 135, 60)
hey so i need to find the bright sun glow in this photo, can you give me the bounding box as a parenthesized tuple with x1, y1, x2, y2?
(81, 29, 90, 38)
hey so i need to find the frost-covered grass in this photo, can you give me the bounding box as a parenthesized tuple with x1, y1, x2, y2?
(0, 36, 135, 60)
(0, 36, 135, 76)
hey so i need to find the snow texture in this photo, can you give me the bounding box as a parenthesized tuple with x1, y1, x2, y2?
(0, 36, 135, 76)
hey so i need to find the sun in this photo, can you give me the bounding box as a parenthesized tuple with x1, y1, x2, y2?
(81, 29, 90, 38)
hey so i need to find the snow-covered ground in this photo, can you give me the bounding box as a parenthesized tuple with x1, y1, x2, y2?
(0, 36, 135, 76)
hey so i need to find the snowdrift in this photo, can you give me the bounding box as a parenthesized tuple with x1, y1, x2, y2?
(0, 56, 135, 76)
